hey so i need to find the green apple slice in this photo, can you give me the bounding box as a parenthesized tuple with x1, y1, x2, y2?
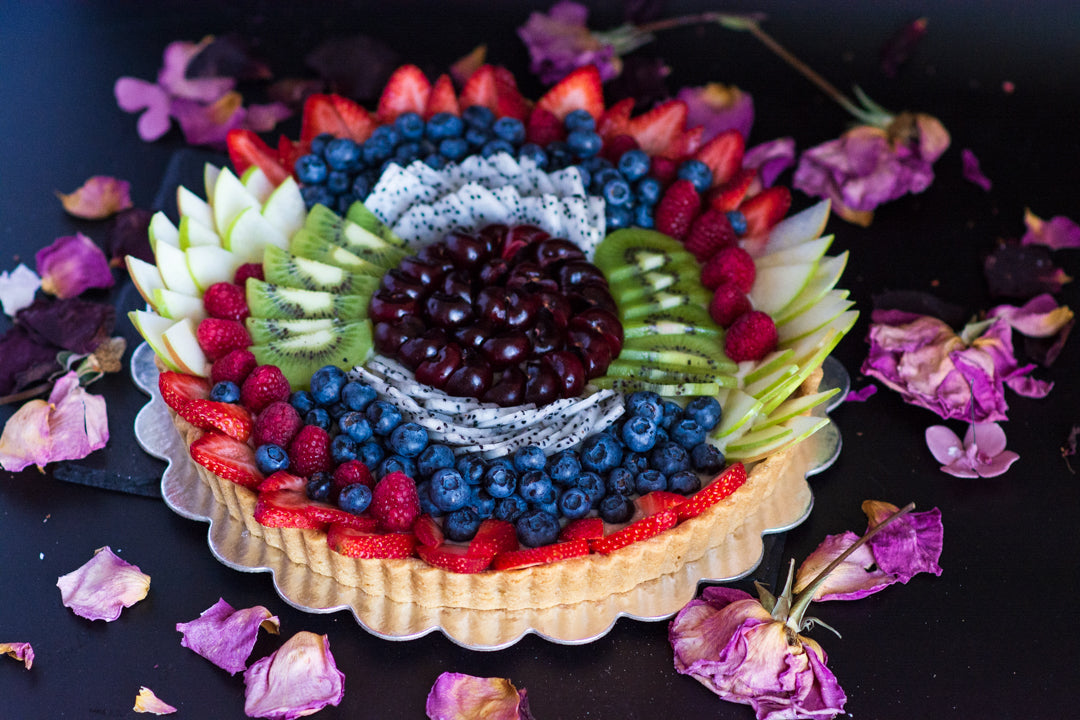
(782, 310, 859, 362)
(212, 167, 261, 235)
(125, 256, 166, 306)
(178, 215, 222, 249)
(241, 166, 276, 204)
(713, 389, 764, 439)
(724, 424, 795, 461)
(738, 348, 795, 386)
(185, 245, 244, 292)
(176, 185, 215, 230)
(154, 242, 200, 296)
(748, 260, 819, 316)
(744, 362, 800, 403)
(750, 388, 840, 430)
(224, 206, 290, 263)
(776, 290, 855, 344)
(774, 252, 849, 324)
(161, 317, 210, 377)
(761, 199, 831, 253)
(152, 287, 206, 323)
(128, 310, 181, 371)
(203, 163, 221, 202)
(755, 235, 833, 269)
(262, 176, 306, 240)
(148, 211, 180, 253)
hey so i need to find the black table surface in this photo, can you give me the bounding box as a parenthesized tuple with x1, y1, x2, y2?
(2, 2, 1077, 718)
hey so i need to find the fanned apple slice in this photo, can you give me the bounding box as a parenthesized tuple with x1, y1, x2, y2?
(148, 211, 179, 253)
(747, 260, 819, 316)
(203, 163, 221, 202)
(241, 165, 276, 204)
(212, 167, 261, 235)
(754, 235, 833, 269)
(224, 206, 290, 262)
(152, 288, 206, 323)
(162, 317, 210, 376)
(178, 215, 222, 249)
(727, 415, 829, 462)
(125, 256, 166, 306)
(776, 291, 855, 343)
(154, 242, 200, 296)
(738, 348, 795, 386)
(774, 252, 848, 324)
(760, 199, 831, 253)
(128, 310, 182, 372)
(713, 389, 764, 440)
(186, 245, 244, 291)
(750, 388, 840, 430)
(177, 185, 215, 230)
(261, 176, 306, 240)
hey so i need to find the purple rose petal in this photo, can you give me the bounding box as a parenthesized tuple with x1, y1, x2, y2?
(845, 384, 877, 402)
(114, 77, 173, 142)
(518, 2, 622, 84)
(158, 37, 235, 102)
(795, 531, 896, 600)
(677, 84, 755, 143)
(0, 642, 34, 670)
(984, 243, 1072, 298)
(243, 632, 344, 720)
(744, 137, 796, 187)
(56, 546, 149, 622)
(426, 673, 535, 720)
(35, 233, 115, 299)
(863, 501, 944, 582)
(1021, 209, 1080, 250)
(961, 148, 992, 191)
(177, 598, 280, 675)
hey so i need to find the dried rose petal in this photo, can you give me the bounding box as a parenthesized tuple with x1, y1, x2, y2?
(845, 384, 877, 402)
(56, 546, 149, 621)
(988, 294, 1073, 338)
(961, 148, 992, 191)
(243, 632, 344, 719)
(158, 37, 235, 102)
(862, 500, 944, 582)
(106, 208, 154, 265)
(677, 83, 755, 143)
(1021, 209, 1080, 250)
(0, 264, 41, 317)
(18, 297, 115, 355)
(35, 233, 115, 299)
(517, 2, 622, 84)
(186, 34, 272, 82)
(177, 598, 280, 675)
(426, 673, 535, 720)
(743, 137, 795, 188)
(794, 531, 895, 600)
(114, 77, 173, 142)
(56, 176, 133, 219)
(134, 686, 178, 715)
(984, 244, 1072, 298)
(0, 642, 34, 670)
(0, 326, 59, 397)
(450, 45, 488, 86)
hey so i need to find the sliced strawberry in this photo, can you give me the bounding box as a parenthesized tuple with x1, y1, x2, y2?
(676, 463, 748, 521)
(416, 543, 492, 574)
(177, 398, 253, 443)
(257, 470, 307, 493)
(707, 167, 757, 212)
(492, 66, 530, 121)
(601, 133, 639, 163)
(376, 64, 431, 122)
(305, 502, 379, 531)
(660, 126, 704, 161)
(190, 432, 264, 489)
(597, 97, 634, 141)
(277, 135, 304, 177)
(558, 517, 604, 542)
(466, 519, 518, 558)
(330, 95, 376, 143)
(328, 525, 417, 559)
(492, 538, 590, 571)
(525, 107, 565, 146)
(458, 64, 498, 111)
(424, 74, 460, 119)
(739, 186, 791, 237)
(226, 129, 290, 186)
(535, 65, 604, 121)
(590, 508, 678, 555)
(254, 488, 325, 529)
(694, 129, 745, 186)
(413, 514, 445, 548)
(635, 490, 686, 516)
(159, 371, 211, 412)
(300, 94, 349, 144)
(627, 99, 687, 157)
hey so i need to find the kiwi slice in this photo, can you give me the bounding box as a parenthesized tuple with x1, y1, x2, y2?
(345, 200, 407, 248)
(619, 288, 712, 320)
(604, 360, 737, 387)
(610, 264, 704, 306)
(290, 229, 388, 277)
(245, 316, 352, 345)
(592, 376, 725, 397)
(593, 229, 697, 283)
(305, 204, 409, 268)
(250, 320, 373, 390)
(246, 278, 370, 320)
(619, 334, 737, 374)
(621, 304, 722, 339)
(263, 246, 382, 296)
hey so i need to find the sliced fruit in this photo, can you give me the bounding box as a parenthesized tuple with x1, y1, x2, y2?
(305, 204, 409, 262)
(750, 388, 840, 430)
(176, 398, 253, 442)
(775, 290, 854, 344)
(126, 256, 166, 306)
(754, 235, 833, 269)
(240, 165, 276, 205)
(773, 253, 849, 324)
(693, 129, 745, 186)
(746, 260, 819, 316)
(263, 246, 381, 296)
(203, 163, 221, 204)
(675, 463, 747, 520)
(190, 432, 264, 488)
(416, 542, 492, 574)
(636, 490, 686, 516)
(626, 99, 688, 157)
(148, 211, 180, 252)
(590, 508, 678, 555)
(176, 185, 215, 230)
(535, 65, 604, 120)
(762, 199, 831, 253)
(245, 316, 350, 345)
(129, 310, 182, 371)
(592, 376, 726, 397)
(223, 206, 290, 263)
(249, 320, 373, 389)
(246, 279, 371, 320)
(376, 64, 432, 122)
(558, 517, 604, 542)
(152, 287, 206, 323)
(226, 128, 290, 186)
(328, 525, 416, 558)
(157, 370, 211, 411)
(739, 186, 791, 237)
(154, 241, 200, 296)
(212, 167, 260, 234)
(345, 201, 405, 247)
(186, 245, 245, 292)
(491, 538, 590, 570)
(260, 176, 306, 241)
(161, 317, 210, 376)
(254, 488, 325, 529)
(424, 73, 459, 118)
(289, 230, 388, 276)
(413, 514, 445, 548)
(466, 519, 518, 558)
(619, 334, 737, 374)
(713, 389, 764, 439)
(178, 215, 222, 249)
(725, 415, 830, 462)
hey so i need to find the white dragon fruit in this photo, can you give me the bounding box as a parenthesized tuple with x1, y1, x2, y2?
(366, 164, 440, 227)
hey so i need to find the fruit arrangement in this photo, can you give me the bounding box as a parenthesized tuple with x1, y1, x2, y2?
(127, 61, 857, 575)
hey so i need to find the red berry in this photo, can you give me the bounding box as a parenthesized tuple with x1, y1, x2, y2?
(240, 365, 291, 413)
(159, 371, 211, 412)
(178, 399, 253, 443)
(708, 282, 753, 328)
(332, 460, 374, 492)
(654, 179, 701, 241)
(203, 282, 250, 320)
(252, 400, 302, 448)
(371, 471, 421, 532)
(210, 348, 257, 386)
(700, 246, 756, 293)
(602, 133, 639, 163)
(724, 311, 778, 362)
(525, 106, 565, 146)
(190, 432, 263, 489)
(649, 156, 679, 186)
(234, 263, 264, 286)
(683, 208, 737, 262)
(739, 186, 791, 236)
(287, 425, 332, 477)
(196, 318, 253, 361)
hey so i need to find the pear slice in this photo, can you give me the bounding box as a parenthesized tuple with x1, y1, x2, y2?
(755, 235, 833, 268)
(154, 242, 200, 296)
(762, 199, 831, 252)
(724, 424, 795, 461)
(743, 361, 800, 403)
(148, 211, 179, 253)
(185, 245, 244, 292)
(178, 215, 221, 249)
(713, 389, 764, 439)
(261, 176, 306, 240)
(152, 288, 206, 323)
(241, 165, 276, 204)
(761, 312, 858, 416)
(748, 260, 819, 316)
(738, 348, 796, 386)
(128, 310, 181, 371)
(751, 388, 840, 430)
(161, 317, 210, 376)
(203, 163, 221, 202)
(176, 185, 215, 230)
(774, 252, 849, 324)
(224, 206, 290, 263)
(212, 167, 261, 235)
(125, 256, 166, 306)
(776, 291, 855, 344)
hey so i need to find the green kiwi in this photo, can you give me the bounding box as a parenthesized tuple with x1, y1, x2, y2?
(305, 204, 409, 268)
(290, 229, 388, 277)
(610, 264, 704, 306)
(246, 278, 370, 320)
(622, 303, 723, 339)
(250, 320, 373, 390)
(263, 245, 382, 296)
(593, 229, 697, 283)
(345, 201, 407, 248)
(591, 376, 725, 397)
(619, 334, 737, 374)
(245, 316, 351, 345)
(603, 360, 738, 387)
(619, 288, 712, 320)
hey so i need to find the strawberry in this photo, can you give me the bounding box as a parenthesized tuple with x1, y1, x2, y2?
(707, 167, 757, 212)
(693, 129, 745, 186)
(676, 463, 748, 520)
(535, 65, 604, 121)
(253, 400, 302, 448)
(226, 129, 289, 185)
(234, 262, 264, 285)
(210, 348, 257, 386)
(491, 538, 590, 571)
(287, 425, 332, 477)
(662, 125, 704, 161)
(328, 525, 417, 559)
(376, 65, 431, 122)
(590, 508, 678, 555)
(466, 519, 518, 558)
(177, 398, 253, 442)
(459, 64, 499, 111)
(332, 460, 374, 492)
(597, 97, 634, 140)
(416, 543, 492, 573)
(525, 107, 565, 146)
(203, 282, 249, 321)
(196, 318, 252, 362)
(276, 135, 305, 179)
(254, 488, 325, 529)
(300, 94, 348, 145)
(370, 471, 420, 532)
(558, 517, 604, 542)
(190, 432, 264, 489)
(240, 365, 291, 413)
(424, 73, 460, 119)
(708, 282, 752, 328)
(492, 66, 530, 121)
(257, 470, 307, 493)
(626, 99, 687, 157)
(700, 246, 756, 293)
(683, 208, 737, 262)
(413, 514, 445, 548)
(600, 133, 639, 163)
(159, 371, 210, 412)
(329, 95, 376, 142)
(654, 179, 702, 241)
(635, 491, 686, 516)
(724, 311, 778, 362)
(739, 186, 791, 237)
(305, 502, 378, 531)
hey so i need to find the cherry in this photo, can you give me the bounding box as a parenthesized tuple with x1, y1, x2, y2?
(572, 308, 624, 355)
(477, 257, 511, 286)
(532, 238, 586, 268)
(505, 261, 545, 291)
(567, 286, 618, 315)
(373, 316, 426, 355)
(482, 366, 527, 406)
(477, 224, 508, 256)
(439, 270, 474, 303)
(397, 257, 447, 287)
(414, 342, 463, 389)
(557, 261, 609, 290)
(542, 350, 585, 398)
(532, 291, 571, 329)
(474, 286, 510, 328)
(481, 331, 531, 369)
(523, 361, 559, 405)
(504, 290, 540, 329)
(525, 313, 565, 355)
(444, 231, 492, 269)
(398, 328, 449, 370)
(379, 268, 426, 300)
(424, 292, 475, 328)
(452, 324, 490, 351)
(501, 225, 550, 261)
(368, 290, 418, 323)
(444, 358, 494, 398)
(568, 325, 614, 379)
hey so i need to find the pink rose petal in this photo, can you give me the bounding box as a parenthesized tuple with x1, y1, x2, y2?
(517, 2, 622, 84)
(243, 632, 344, 720)
(56, 176, 133, 219)
(0, 642, 34, 669)
(988, 294, 1074, 338)
(36, 233, 115, 299)
(961, 148, 992, 191)
(177, 598, 280, 675)
(677, 83, 755, 143)
(845, 384, 877, 402)
(0, 263, 42, 316)
(1022, 209, 1080, 250)
(158, 37, 235, 102)
(56, 546, 150, 621)
(743, 137, 795, 188)
(426, 673, 535, 720)
(794, 531, 896, 600)
(134, 687, 178, 715)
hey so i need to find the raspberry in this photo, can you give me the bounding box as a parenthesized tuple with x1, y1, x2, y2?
(233, 262, 264, 286)
(332, 460, 374, 492)
(683, 208, 737, 262)
(724, 310, 778, 362)
(371, 471, 421, 532)
(654, 179, 701, 241)
(240, 365, 291, 413)
(601, 133, 639, 163)
(196, 318, 253, 361)
(253, 400, 302, 448)
(210, 348, 257, 386)
(708, 282, 753, 327)
(287, 425, 332, 477)
(649, 156, 679, 186)
(203, 282, 250, 320)
(525, 107, 564, 146)
(700, 246, 756, 293)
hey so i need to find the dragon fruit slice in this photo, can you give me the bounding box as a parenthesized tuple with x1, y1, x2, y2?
(548, 167, 588, 197)
(366, 164, 441, 227)
(457, 182, 511, 227)
(392, 201, 463, 245)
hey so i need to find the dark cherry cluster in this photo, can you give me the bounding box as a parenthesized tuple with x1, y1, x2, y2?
(370, 225, 624, 406)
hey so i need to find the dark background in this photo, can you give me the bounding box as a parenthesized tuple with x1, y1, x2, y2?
(1, 1, 1077, 717)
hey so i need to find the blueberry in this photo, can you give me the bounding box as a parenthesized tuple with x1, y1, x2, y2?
(464, 126, 492, 149)
(438, 137, 469, 162)
(654, 426, 670, 447)
(330, 434, 358, 465)
(377, 454, 416, 480)
(295, 154, 328, 185)
(338, 483, 372, 514)
(650, 442, 691, 476)
(255, 444, 289, 475)
(547, 451, 582, 486)
(417, 444, 456, 479)
(515, 509, 560, 547)
(727, 210, 748, 235)
(467, 488, 496, 519)
(289, 390, 316, 415)
(370, 124, 402, 148)
(599, 494, 634, 524)
(325, 138, 362, 171)
(567, 129, 602, 159)
(389, 422, 428, 458)
(394, 141, 422, 165)
(606, 205, 633, 229)
(416, 480, 441, 516)
(493, 494, 528, 524)
(454, 454, 486, 485)
(483, 463, 518, 499)
(690, 443, 725, 474)
(635, 176, 663, 206)
(590, 167, 622, 194)
(395, 111, 425, 140)
(351, 174, 372, 200)
(310, 365, 347, 405)
(361, 136, 393, 164)
(658, 400, 682, 430)
(518, 143, 549, 169)
(326, 401, 349, 420)
(519, 470, 556, 506)
(339, 382, 375, 412)
(512, 445, 546, 473)
(627, 391, 664, 423)
(563, 109, 596, 133)
(365, 400, 402, 436)
(430, 468, 470, 512)
(670, 418, 706, 450)
(358, 441, 385, 468)
(575, 471, 606, 507)
(622, 451, 650, 475)
(602, 177, 633, 208)
(636, 469, 668, 494)
(339, 412, 372, 444)
(557, 487, 591, 520)
(633, 204, 655, 229)
(580, 155, 613, 174)
(444, 507, 482, 541)
(492, 116, 526, 145)
(606, 467, 636, 497)
(300, 184, 335, 209)
(669, 469, 702, 495)
(209, 381, 240, 403)
(304, 408, 331, 431)
(617, 149, 650, 181)
(685, 396, 723, 431)
(546, 141, 573, 168)
(424, 153, 449, 170)
(481, 139, 515, 158)
(426, 112, 464, 140)
(462, 104, 495, 129)
(309, 133, 334, 157)
(579, 433, 623, 473)
(621, 415, 659, 453)
(677, 159, 713, 192)
(306, 472, 333, 501)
